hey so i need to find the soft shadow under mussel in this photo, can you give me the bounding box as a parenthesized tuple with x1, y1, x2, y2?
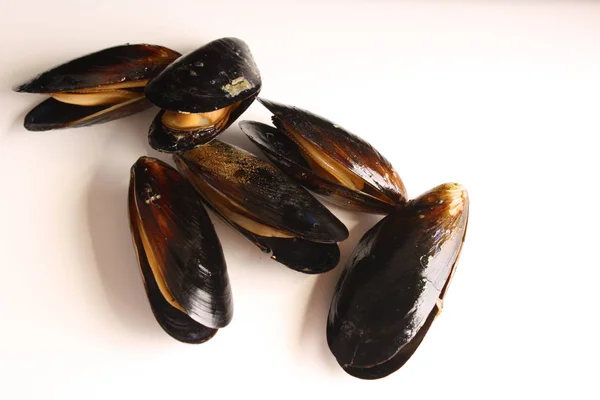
(173, 140, 349, 273)
(239, 98, 407, 214)
(128, 156, 233, 343)
(14, 44, 180, 131)
(145, 37, 262, 153)
(327, 183, 469, 379)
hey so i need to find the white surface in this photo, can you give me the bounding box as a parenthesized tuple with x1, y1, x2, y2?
(1, 1, 599, 399)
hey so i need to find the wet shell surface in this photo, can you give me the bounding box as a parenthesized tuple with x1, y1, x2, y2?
(145, 37, 262, 152)
(327, 183, 469, 379)
(128, 156, 233, 343)
(240, 98, 407, 214)
(173, 140, 349, 273)
(15, 44, 180, 131)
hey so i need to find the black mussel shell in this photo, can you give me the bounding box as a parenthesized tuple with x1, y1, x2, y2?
(173, 140, 348, 273)
(145, 37, 261, 113)
(240, 121, 392, 214)
(147, 94, 257, 153)
(145, 37, 262, 153)
(128, 156, 233, 342)
(240, 99, 407, 214)
(15, 44, 180, 131)
(129, 182, 217, 344)
(327, 183, 469, 379)
(15, 44, 181, 93)
(24, 97, 151, 132)
(197, 207, 340, 275)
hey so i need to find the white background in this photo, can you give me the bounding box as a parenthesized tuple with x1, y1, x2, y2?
(1, 1, 598, 399)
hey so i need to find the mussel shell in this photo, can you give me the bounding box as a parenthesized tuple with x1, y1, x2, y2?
(252, 99, 407, 211)
(129, 182, 217, 343)
(240, 121, 394, 214)
(148, 94, 257, 153)
(129, 156, 233, 332)
(15, 44, 180, 93)
(339, 307, 437, 379)
(145, 37, 261, 113)
(198, 200, 341, 274)
(327, 183, 469, 379)
(173, 140, 348, 273)
(24, 97, 151, 131)
(175, 140, 348, 243)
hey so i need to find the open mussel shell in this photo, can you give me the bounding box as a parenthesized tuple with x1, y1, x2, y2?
(145, 37, 262, 153)
(148, 95, 257, 153)
(240, 99, 407, 214)
(173, 140, 349, 273)
(15, 44, 181, 131)
(15, 44, 181, 93)
(128, 156, 233, 343)
(327, 183, 469, 379)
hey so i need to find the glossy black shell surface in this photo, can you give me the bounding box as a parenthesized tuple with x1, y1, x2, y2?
(241, 98, 407, 213)
(15, 44, 180, 93)
(173, 140, 348, 273)
(327, 183, 469, 379)
(240, 120, 394, 214)
(129, 157, 233, 334)
(145, 37, 261, 113)
(129, 179, 217, 344)
(24, 97, 151, 131)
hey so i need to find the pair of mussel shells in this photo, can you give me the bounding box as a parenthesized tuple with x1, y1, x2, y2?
(15, 38, 260, 153)
(242, 106, 469, 379)
(15, 38, 469, 380)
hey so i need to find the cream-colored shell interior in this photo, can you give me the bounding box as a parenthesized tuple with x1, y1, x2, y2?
(161, 100, 242, 131)
(134, 200, 186, 312)
(284, 123, 394, 204)
(50, 80, 147, 106)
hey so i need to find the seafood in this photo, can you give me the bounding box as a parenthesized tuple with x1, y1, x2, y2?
(145, 37, 262, 153)
(173, 140, 349, 273)
(239, 99, 407, 214)
(128, 156, 233, 343)
(327, 183, 469, 379)
(14, 37, 472, 370)
(14, 44, 180, 131)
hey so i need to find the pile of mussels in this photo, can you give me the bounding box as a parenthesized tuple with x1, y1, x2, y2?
(14, 37, 469, 380)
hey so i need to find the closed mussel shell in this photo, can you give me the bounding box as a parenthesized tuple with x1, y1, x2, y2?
(145, 37, 262, 153)
(15, 44, 180, 131)
(327, 183, 469, 379)
(173, 140, 349, 273)
(240, 99, 407, 214)
(128, 156, 233, 343)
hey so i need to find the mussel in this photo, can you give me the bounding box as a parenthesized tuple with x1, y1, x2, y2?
(173, 140, 349, 273)
(327, 183, 469, 379)
(239, 99, 407, 214)
(14, 44, 180, 131)
(128, 156, 233, 343)
(145, 37, 262, 153)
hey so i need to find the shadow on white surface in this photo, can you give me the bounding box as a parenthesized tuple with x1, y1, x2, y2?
(9, 103, 31, 133)
(298, 209, 382, 374)
(87, 166, 161, 337)
(85, 110, 167, 340)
